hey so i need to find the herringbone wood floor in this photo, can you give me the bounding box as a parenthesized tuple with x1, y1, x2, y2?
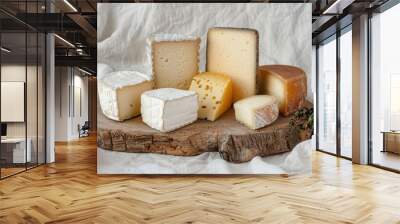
(1, 135, 400, 224)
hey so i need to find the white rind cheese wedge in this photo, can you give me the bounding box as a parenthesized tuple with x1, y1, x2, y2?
(233, 95, 279, 130)
(141, 88, 198, 132)
(206, 27, 259, 102)
(148, 34, 200, 89)
(98, 71, 154, 121)
(189, 72, 232, 121)
(258, 65, 307, 116)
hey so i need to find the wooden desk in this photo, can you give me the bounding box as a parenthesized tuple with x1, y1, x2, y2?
(381, 131, 400, 155)
(1, 138, 31, 163)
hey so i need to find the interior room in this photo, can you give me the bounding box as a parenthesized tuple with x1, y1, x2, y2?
(0, 0, 400, 223)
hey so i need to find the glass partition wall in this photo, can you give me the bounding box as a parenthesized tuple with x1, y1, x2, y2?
(370, 3, 400, 171)
(317, 35, 337, 155)
(316, 26, 352, 159)
(0, 4, 46, 179)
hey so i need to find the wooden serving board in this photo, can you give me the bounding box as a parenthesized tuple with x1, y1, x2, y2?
(97, 105, 310, 163)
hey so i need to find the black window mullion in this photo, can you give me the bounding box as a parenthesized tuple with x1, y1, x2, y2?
(336, 28, 341, 157)
(24, 0, 28, 171)
(0, 24, 2, 179)
(367, 10, 373, 165)
(315, 44, 320, 151)
(36, 0, 39, 168)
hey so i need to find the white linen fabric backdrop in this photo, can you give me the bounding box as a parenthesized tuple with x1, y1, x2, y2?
(97, 3, 314, 175)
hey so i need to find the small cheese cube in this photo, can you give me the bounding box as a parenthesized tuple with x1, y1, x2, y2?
(206, 27, 259, 102)
(258, 65, 307, 116)
(141, 88, 198, 132)
(189, 72, 232, 121)
(149, 34, 200, 89)
(234, 95, 279, 130)
(98, 71, 154, 121)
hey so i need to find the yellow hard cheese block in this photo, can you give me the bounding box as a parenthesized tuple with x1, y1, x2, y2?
(259, 65, 307, 116)
(189, 72, 232, 121)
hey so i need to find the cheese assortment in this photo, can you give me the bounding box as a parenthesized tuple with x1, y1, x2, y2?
(189, 72, 232, 121)
(233, 95, 279, 130)
(148, 34, 200, 89)
(141, 88, 198, 132)
(98, 28, 308, 133)
(258, 65, 307, 116)
(206, 27, 259, 102)
(98, 71, 154, 121)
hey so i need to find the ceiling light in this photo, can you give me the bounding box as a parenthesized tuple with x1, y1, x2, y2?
(54, 34, 75, 48)
(323, 0, 354, 15)
(78, 67, 92, 76)
(63, 0, 78, 12)
(1, 47, 11, 53)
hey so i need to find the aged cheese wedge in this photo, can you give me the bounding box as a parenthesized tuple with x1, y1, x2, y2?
(149, 34, 200, 89)
(233, 95, 279, 130)
(206, 27, 259, 102)
(189, 72, 232, 121)
(259, 65, 307, 116)
(98, 71, 154, 121)
(141, 88, 198, 132)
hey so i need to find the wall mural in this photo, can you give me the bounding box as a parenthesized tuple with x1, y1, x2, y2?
(96, 3, 313, 174)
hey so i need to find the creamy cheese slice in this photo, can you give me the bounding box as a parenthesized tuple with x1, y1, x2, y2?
(141, 88, 198, 132)
(206, 27, 259, 102)
(148, 34, 200, 89)
(234, 95, 279, 130)
(98, 71, 154, 121)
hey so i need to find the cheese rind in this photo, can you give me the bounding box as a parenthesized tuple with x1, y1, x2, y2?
(189, 72, 232, 121)
(149, 34, 200, 89)
(233, 95, 279, 130)
(98, 71, 154, 121)
(141, 88, 198, 132)
(258, 65, 307, 116)
(206, 27, 259, 102)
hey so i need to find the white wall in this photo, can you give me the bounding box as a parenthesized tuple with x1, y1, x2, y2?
(54, 67, 89, 141)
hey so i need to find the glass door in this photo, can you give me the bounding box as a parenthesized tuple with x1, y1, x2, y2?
(1, 30, 28, 178)
(0, 1, 46, 179)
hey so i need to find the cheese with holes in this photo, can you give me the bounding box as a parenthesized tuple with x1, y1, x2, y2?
(141, 88, 198, 132)
(233, 95, 279, 130)
(98, 71, 154, 121)
(189, 72, 232, 121)
(259, 65, 307, 116)
(149, 34, 200, 89)
(206, 27, 259, 102)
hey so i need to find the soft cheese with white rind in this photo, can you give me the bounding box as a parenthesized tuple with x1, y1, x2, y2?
(206, 27, 259, 102)
(141, 88, 198, 132)
(233, 95, 279, 130)
(148, 34, 200, 89)
(98, 70, 154, 121)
